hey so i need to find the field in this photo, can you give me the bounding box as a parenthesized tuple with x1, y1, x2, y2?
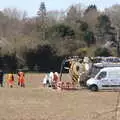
(0, 73, 119, 120)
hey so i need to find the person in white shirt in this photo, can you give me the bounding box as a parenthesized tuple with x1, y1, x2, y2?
(43, 74, 49, 87)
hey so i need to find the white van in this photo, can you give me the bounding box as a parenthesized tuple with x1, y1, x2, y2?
(86, 67, 120, 91)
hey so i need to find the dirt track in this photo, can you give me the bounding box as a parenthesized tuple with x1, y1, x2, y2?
(0, 73, 119, 120)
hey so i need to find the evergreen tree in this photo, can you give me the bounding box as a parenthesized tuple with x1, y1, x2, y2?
(84, 31, 95, 47)
(37, 2, 46, 19)
(95, 14, 115, 44)
(37, 2, 47, 40)
(84, 4, 97, 15)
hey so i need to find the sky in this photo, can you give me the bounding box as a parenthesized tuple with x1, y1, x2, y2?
(0, 0, 120, 17)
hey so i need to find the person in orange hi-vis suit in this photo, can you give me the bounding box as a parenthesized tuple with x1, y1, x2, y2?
(18, 72, 25, 87)
(7, 73, 14, 88)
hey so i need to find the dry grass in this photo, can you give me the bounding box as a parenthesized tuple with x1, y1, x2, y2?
(0, 73, 119, 120)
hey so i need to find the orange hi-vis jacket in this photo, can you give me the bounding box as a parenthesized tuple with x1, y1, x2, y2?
(7, 73, 14, 85)
(18, 72, 25, 85)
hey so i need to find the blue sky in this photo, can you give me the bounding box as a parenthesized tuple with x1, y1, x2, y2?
(0, 0, 120, 16)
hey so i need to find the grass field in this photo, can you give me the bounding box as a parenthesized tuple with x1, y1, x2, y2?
(0, 73, 119, 120)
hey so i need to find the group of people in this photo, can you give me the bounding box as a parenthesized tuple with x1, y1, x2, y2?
(42, 72, 60, 89)
(42, 72, 77, 90)
(0, 70, 25, 88)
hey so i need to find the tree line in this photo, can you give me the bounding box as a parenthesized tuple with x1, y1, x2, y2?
(0, 2, 120, 72)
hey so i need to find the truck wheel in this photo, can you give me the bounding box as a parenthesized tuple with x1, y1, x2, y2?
(90, 85, 98, 91)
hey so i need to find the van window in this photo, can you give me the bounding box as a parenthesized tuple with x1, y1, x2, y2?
(109, 71, 120, 79)
(97, 71, 107, 80)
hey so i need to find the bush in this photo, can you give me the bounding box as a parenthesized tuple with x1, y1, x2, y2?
(94, 47, 112, 57)
(75, 48, 87, 57)
(25, 44, 63, 72)
(49, 23, 75, 38)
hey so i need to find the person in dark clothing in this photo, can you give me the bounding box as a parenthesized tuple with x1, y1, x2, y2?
(0, 70, 4, 87)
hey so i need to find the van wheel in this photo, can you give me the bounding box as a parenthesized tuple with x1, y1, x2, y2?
(90, 85, 98, 91)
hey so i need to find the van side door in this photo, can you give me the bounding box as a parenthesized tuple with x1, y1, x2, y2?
(108, 71, 120, 89)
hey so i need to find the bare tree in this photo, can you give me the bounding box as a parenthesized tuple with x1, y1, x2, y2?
(83, 5, 100, 32)
(47, 10, 65, 24)
(105, 4, 120, 28)
(66, 4, 83, 24)
(1, 8, 27, 37)
(3, 8, 27, 20)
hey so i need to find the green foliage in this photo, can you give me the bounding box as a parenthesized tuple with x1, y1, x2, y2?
(96, 14, 113, 35)
(84, 31, 95, 47)
(75, 48, 87, 57)
(95, 14, 115, 43)
(50, 24, 75, 38)
(37, 2, 46, 16)
(1, 54, 18, 72)
(94, 47, 112, 57)
(25, 44, 62, 71)
(80, 22, 88, 31)
(97, 15, 110, 27)
(0, 3, 118, 72)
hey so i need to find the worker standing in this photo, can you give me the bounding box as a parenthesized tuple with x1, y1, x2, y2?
(52, 72, 59, 89)
(42, 73, 50, 87)
(18, 71, 25, 87)
(7, 73, 14, 88)
(0, 69, 4, 87)
(53, 72, 59, 82)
